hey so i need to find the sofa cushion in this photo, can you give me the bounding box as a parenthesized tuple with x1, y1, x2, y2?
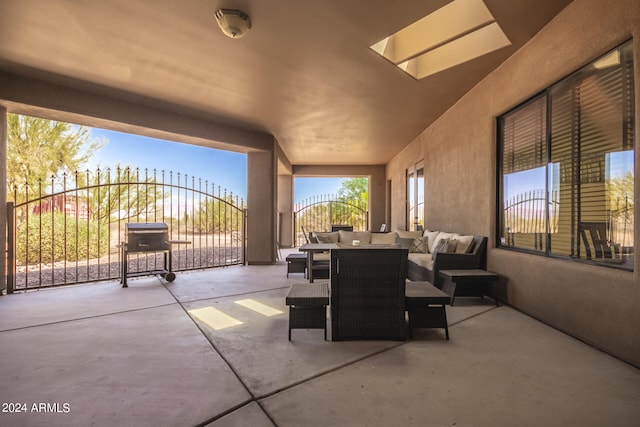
(408, 253, 434, 270)
(431, 238, 457, 260)
(313, 231, 339, 243)
(409, 236, 429, 253)
(370, 231, 398, 244)
(338, 230, 372, 244)
(314, 252, 330, 261)
(395, 237, 414, 250)
(423, 230, 441, 253)
(452, 235, 474, 254)
(396, 230, 423, 239)
(430, 231, 458, 253)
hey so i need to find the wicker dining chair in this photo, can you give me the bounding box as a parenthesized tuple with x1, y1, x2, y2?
(330, 247, 408, 341)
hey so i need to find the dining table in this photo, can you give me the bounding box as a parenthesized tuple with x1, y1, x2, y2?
(298, 243, 337, 282)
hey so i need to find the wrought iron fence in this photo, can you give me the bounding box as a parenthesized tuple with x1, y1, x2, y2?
(293, 195, 368, 247)
(504, 190, 559, 235)
(6, 167, 246, 293)
(503, 190, 558, 250)
(503, 189, 633, 250)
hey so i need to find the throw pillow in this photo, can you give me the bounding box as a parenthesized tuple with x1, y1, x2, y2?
(410, 236, 429, 253)
(313, 232, 339, 243)
(431, 238, 457, 260)
(423, 230, 440, 253)
(452, 235, 474, 254)
(370, 231, 398, 245)
(430, 231, 457, 253)
(396, 230, 423, 239)
(338, 230, 372, 244)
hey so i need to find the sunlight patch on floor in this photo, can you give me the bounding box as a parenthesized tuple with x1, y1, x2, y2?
(234, 299, 283, 317)
(189, 306, 243, 330)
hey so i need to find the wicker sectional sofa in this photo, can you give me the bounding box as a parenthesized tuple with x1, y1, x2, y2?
(399, 230, 487, 286)
(310, 229, 399, 247)
(309, 229, 487, 288)
(307, 230, 401, 280)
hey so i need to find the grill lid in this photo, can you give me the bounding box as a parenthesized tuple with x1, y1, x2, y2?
(124, 223, 170, 252)
(126, 222, 168, 233)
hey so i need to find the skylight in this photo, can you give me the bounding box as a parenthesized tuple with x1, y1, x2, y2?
(370, 0, 512, 80)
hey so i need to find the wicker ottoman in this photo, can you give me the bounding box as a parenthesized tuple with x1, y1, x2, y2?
(405, 281, 451, 340)
(285, 283, 329, 340)
(286, 253, 307, 278)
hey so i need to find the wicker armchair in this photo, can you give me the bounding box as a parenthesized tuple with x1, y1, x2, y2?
(330, 248, 408, 341)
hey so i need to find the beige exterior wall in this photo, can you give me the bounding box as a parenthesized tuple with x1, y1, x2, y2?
(0, 107, 6, 292)
(387, 0, 640, 366)
(0, 72, 274, 154)
(277, 144, 294, 248)
(247, 150, 278, 264)
(277, 174, 294, 248)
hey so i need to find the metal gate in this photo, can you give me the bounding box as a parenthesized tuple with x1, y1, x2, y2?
(293, 195, 368, 247)
(6, 167, 246, 292)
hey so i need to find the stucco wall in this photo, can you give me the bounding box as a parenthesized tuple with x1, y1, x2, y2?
(277, 174, 294, 247)
(247, 150, 277, 264)
(0, 107, 6, 293)
(386, 0, 640, 366)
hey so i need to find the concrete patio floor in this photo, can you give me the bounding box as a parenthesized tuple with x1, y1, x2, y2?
(1, 252, 639, 427)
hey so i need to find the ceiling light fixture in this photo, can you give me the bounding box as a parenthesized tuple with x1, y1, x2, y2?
(215, 8, 251, 39)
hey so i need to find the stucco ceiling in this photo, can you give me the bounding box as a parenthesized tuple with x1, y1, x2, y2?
(0, 0, 572, 165)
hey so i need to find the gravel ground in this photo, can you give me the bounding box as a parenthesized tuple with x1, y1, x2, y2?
(14, 247, 244, 290)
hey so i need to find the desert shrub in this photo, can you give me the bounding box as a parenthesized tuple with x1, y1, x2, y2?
(15, 213, 109, 265)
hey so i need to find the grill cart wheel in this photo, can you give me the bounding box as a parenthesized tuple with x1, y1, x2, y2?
(163, 272, 177, 282)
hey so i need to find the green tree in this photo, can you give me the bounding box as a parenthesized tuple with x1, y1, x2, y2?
(192, 193, 244, 233)
(336, 178, 368, 229)
(337, 177, 368, 206)
(608, 172, 634, 211)
(7, 114, 104, 203)
(88, 165, 166, 224)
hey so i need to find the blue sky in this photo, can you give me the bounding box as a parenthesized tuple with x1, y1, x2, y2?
(503, 150, 634, 201)
(294, 177, 346, 205)
(87, 128, 346, 203)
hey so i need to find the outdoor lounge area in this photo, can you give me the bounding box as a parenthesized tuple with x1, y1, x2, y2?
(0, 254, 639, 426)
(1, 1, 640, 425)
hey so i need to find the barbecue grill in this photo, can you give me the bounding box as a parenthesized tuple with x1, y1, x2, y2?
(120, 222, 189, 287)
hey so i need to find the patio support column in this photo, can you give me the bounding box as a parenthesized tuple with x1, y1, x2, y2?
(277, 174, 293, 248)
(0, 107, 6, 293)
(247, 149, 276, 264)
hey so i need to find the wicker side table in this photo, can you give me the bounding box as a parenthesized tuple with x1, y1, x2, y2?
(285, 283, 329, 340)
(286, 253, 307, 278)
(405, 281, 451, 340)
(438, 269, 499, 306)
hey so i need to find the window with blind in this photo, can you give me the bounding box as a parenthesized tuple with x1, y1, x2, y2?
(498, 40, 634, 270)
(407, 162, 424, 231)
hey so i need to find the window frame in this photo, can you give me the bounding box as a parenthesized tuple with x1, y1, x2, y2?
(407, 161, 425, 231)
(496, 39, 635, 271)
